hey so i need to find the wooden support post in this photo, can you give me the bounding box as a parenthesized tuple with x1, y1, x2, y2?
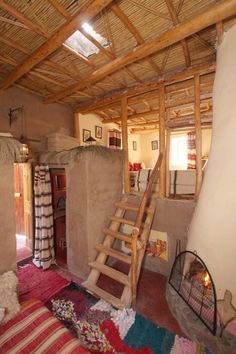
(216, 21, 224, 45)
(159, 85, 166, 198)
(74, 112, 80, 144)
(194, 74, 203, 200)
(121, 97, 130, 194)
(166, 129, 170, 198)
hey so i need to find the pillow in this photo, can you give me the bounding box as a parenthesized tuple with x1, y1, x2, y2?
(0, 271, 20, 323)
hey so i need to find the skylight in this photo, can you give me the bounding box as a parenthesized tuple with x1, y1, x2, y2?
(65, 23, 108, 58)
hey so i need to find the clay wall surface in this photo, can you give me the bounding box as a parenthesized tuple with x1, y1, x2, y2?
(0, 87, 73, 152)
(66, 147, 123, 279)
(0, 163, 16, 274)
(187, 25, 236, 306)
(125, 195, 195, 277)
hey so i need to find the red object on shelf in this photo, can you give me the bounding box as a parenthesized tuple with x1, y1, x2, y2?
(133, 163, 142, 171)
(129, 162, 134, 171)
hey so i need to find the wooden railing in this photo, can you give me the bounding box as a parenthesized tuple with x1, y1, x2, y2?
(130, 153, 163, 306)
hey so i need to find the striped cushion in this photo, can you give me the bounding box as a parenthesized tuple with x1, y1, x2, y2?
(0, 299, 90, 354)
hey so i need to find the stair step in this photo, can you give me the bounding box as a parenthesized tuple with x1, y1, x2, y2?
(115, 202, 154, 214)
(103, 227, 132, 243)
(88, 261, 130, 286)
(96, 244, 131, 264)
(108, 216, 135, 226)
(82, 281, 125, 309)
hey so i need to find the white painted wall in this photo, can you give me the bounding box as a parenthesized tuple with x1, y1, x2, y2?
(202, 128, 212, 157)
(128, 128, 212, 169)
(139, 132, 160, 168)
(187, 26, 236, 307)
(78, 113, 117, 146)
(128, 134, 141, 163)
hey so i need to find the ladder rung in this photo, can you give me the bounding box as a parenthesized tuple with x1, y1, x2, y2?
(108, 216, 135, 226)
(115, 202, 139, 212)
(96, 244, 131, 264)
(88, 261, 130, 286)
(82, 281, 125, 309)
(103, 227, 132, 243)
(115, 202, 154, 214)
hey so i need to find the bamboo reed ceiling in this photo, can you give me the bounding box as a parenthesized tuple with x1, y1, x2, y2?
(0, 0, 235, 127)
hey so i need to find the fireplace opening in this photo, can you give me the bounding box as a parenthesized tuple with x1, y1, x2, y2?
(169, 251, 217, 335)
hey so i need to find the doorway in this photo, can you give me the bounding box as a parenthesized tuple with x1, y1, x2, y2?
(14, 163, 33, 262)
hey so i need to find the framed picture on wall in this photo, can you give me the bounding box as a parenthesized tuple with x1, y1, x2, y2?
(95, 125, 102, 139)
(151, 140, 158, 150)
(83, 129, 91, 142)
(132, 141, 137, 151)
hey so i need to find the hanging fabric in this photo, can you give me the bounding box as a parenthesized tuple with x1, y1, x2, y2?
(33, 165, 55, 270)
(108, 129, 121, 149)
(187, 131, 196, 169)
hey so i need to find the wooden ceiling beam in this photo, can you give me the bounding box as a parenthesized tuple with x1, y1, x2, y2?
(127, 0, 172, 22)
(80, 28, 141, 84)
(111, 3, 161, 74)
(74, 62, 215, 113)
(0, 15, 28, 29)
(129, 113, 212, 132)
(48, 0, 70, 19)
(0, 0, 48, 37)
(164, 0, 191, 67)
(0, 0, 113, 90)
(0, 34, 29, 54)
(102, 94, 212, 123)
(0, 32, 104, 97)
(46, 0, 235, 103)
(61, 44, 96, 68)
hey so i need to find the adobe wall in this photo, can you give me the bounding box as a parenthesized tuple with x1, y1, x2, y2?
(0, 163, 16, 274)
(0, 86, 73, 152)
(66, 147, 124, 279)
(187, 25, 236, 306)
(125, 195, 195, 277)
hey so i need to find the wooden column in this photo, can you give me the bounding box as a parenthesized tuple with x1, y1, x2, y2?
(121, 97, 130, 193)
(159, 85, 166, 198)
(74, 112, 80, 144)
(194, 74, 203, 200)
(165, 128, 170, 198)
(216, 21, 224, 45)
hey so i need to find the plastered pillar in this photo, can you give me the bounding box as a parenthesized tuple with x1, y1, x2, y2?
(187, 25, 236, 306)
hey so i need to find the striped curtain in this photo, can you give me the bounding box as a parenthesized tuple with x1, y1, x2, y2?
(108, 130, 121, 149)
(187, 131, 196, 169)
(33, 165, 55, 270)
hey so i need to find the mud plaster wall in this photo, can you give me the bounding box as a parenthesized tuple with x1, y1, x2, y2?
(66, 149, 123, 279)
(187, 25, 236, 306)
(0, 163, 16, 274)
(125, 195, 195, 277)
(0, 87, 73, 152)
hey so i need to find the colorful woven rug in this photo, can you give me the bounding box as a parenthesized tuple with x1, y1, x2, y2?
(46, 282, 211, 354)
(18, 263, 70, 303)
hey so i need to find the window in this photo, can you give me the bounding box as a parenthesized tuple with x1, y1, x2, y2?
(64, 23, 108, 58)
(169, 133, 187, 170)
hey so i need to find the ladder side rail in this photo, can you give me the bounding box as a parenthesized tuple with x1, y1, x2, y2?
(133, 153, 163, 230)
(130, 154, 163, 307)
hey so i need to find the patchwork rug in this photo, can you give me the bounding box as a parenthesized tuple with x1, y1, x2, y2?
(18, 263, 70, 303)
(45, 282, 211, 354)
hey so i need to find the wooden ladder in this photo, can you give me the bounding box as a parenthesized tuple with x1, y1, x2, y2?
(82, 154, 163, 309)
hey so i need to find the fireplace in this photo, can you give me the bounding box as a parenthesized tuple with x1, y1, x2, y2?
(169, 251, 217, 335)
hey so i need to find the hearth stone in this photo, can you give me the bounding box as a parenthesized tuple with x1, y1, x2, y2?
(166, 284, 236, 354)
